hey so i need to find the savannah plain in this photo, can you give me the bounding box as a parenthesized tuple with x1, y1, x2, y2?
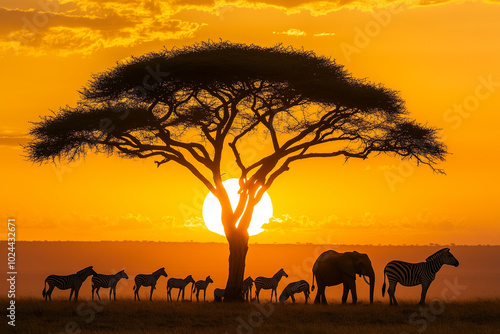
(2, 242, 500, 333)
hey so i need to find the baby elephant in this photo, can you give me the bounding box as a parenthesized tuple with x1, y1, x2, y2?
(279, 280, 310, 304)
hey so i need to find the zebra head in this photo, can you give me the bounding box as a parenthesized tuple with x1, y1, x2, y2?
(441, 248, 459, 267)
(279, 268, 288, 278)
(157, 267, 168, 277)
(186, 275, 195, 284)
(427, 248, 459, 267)
(120, 270, 129, 279)
(206, 276, 213, 284)
(278, 289, 289, 303)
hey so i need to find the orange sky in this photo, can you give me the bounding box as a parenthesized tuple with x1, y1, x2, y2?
(0, 0, 499, 245)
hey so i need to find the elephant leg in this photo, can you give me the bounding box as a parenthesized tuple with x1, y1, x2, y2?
(342, 284, 350, 304)
(314, 284, 326, 304)
(351, 283, 357, 305)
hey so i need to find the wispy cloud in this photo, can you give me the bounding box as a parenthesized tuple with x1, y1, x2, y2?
(313, 32, 335, 36)
(0, 130, 29, 148)
(273, 28, 307, 36)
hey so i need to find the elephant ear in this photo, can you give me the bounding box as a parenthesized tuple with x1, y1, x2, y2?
(337, 254, 356, 279)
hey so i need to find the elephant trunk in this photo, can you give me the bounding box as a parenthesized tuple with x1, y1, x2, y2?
(368, 270, 375, 304)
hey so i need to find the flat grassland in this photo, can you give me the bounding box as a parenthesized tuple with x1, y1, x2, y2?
(6, 298, 500, 334)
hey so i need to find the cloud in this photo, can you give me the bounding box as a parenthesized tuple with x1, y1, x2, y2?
(1, 0, 496, 55)
(0, 130, 30, 147)
(262, 212, 467, 233)
(0, 2, 204, 56)
(273, 28, 307, 36)
(313, 32, 335, 36)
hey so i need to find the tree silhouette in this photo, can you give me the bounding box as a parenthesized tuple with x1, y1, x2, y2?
(27, 41, 447, 301)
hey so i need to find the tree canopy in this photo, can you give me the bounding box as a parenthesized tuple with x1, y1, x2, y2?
(28, 41, 446, 201)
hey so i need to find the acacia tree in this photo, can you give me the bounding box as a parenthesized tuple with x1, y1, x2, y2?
(27, 41, 446, 301)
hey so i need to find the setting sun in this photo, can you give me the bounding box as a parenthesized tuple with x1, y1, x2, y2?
(202, 179, 273, 236)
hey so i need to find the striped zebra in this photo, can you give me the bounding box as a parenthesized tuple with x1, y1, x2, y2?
(193, 276, 214, 302)
(279, 280, 310, 304)
(382, 248, 459, 306)
(255, 268, 288, 303)
(92, 270, 129, 301)
(42, 266, 96, 301)
(167, 275, 195, 301)
(133, 267, 167, 301)
(242, 276, 254, 302)
(214, 288, 225, 302)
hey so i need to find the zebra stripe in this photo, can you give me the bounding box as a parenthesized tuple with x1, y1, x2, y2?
(279, 280, 310, 304)
(167, 275, 195, 301)
(214, 288, 225, 302)
(92, 270, 129, 301)
(133, 267, 167, 301)
(193, 276, 214, 302)
(243, 276, 254, 302)
(255, 268, 288, 303)
(382, 248, 459, 306)
(42, 266, 96, 301)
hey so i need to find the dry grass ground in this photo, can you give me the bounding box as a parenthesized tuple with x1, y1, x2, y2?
(5, 298, 500, 334)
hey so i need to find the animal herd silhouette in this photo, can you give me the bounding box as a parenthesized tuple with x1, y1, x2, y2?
(42, 248, 459, 305)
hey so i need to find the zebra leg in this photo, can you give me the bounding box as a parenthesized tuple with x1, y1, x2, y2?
(291, 294, 296, 303)
(47, 285, 55, 301)
(304, 291, 309, 304)
(388, 282, 397, 306)
(109, 287, 113, 301)
(74, 288, 80, 301)
(113, 286, 117, 301)
(177, 288, 182, 301)
(92, 285, 95, 301)
(419, 281, 431, 306)
(255, 288, 260, 303)
(69, 289, 74, 301)
(150, 286, 154, 301)
(135, 286, 141, 301)
(96, 287, 102, 301)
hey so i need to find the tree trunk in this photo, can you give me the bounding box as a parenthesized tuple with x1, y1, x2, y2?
(223, 229, 249, 302)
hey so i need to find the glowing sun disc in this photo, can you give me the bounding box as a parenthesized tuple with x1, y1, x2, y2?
(202, 178, 273, 236)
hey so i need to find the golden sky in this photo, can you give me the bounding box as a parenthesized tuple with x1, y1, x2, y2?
(0, 0, 499, 244)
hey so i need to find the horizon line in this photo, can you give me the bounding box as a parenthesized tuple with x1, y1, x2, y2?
(3, 240, 499, 247)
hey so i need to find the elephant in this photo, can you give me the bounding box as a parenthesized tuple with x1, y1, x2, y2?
(312, 250, 375, 305)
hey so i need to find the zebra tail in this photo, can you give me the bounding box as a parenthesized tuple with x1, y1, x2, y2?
(311, 273, 316, 292)
(42, 280, 47, 298)
(382, 271, 387, 297)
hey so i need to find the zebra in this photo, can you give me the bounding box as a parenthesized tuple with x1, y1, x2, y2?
(242, 276, 254, 302)
(279, 280, 310, 304)
(382, 248, 459, 306)
(133, 267, 167, 301)
(167, 275, 195, 301)
(254, 268, 288, 303)
(92, 270, 129, 301)
(42, 266, 96, 301)
(192, 276, 214, 302)
(214, 288, 225, 302)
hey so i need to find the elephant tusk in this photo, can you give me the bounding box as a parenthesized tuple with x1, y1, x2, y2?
(362, 275, 370, 285)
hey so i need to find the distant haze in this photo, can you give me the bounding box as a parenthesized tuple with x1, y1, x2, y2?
(3, 242, 498, 302)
